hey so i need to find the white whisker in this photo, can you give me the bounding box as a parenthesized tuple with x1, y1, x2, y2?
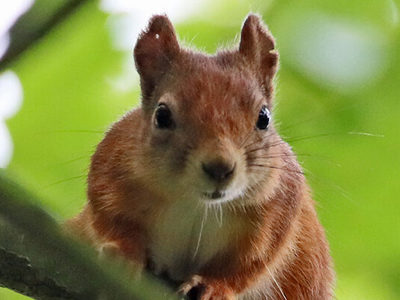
(266, 266, 287, 300)
(348, 131, 384, 138)
(193, 204, 208, 259)
(217, 204, 223, 227)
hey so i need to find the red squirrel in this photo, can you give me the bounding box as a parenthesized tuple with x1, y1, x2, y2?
(66, 14, 334, 299)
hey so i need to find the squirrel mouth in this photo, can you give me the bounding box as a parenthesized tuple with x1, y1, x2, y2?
(203, 191, 225, 200)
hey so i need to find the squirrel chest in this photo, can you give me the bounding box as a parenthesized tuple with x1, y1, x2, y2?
(149, 198, 247, 281)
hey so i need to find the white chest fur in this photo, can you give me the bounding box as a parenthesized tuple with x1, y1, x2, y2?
(149, 199, 242, 281)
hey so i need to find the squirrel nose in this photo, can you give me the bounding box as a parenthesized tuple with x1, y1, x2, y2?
(202, 160, 235, 183)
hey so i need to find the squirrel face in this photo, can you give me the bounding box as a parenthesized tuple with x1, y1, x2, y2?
(131, 15, 280, 206)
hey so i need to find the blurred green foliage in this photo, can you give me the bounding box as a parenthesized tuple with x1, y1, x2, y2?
(2, 0, 400, 299)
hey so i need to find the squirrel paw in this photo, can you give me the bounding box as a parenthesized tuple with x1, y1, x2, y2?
(178, 275, 235, 300)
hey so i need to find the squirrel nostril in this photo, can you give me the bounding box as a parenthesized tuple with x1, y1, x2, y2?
(202, 161, 235, 183)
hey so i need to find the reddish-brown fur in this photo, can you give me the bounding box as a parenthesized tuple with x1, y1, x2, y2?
(66, 14, 334, 299)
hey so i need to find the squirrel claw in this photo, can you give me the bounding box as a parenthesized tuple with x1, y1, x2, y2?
(178, 275, 204, 296)
(178, 275, 234, 300)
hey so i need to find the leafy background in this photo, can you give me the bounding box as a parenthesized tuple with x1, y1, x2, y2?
(1, 0, 399, 299)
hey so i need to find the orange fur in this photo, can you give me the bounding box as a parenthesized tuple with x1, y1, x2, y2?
(66, 14, 334, 299)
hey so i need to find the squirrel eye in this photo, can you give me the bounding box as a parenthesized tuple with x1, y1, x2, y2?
(155, 103, 174, 129)
(256, 105, 270, 130)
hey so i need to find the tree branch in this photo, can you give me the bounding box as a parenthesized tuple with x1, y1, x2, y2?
(0, 0, 88, 70)
(0, 247, 79, 299)
(0, 172, 180, 300)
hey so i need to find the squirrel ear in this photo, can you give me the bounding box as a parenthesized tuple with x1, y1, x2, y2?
(134, 15, 179, 101)
(239, 14, 278, 97)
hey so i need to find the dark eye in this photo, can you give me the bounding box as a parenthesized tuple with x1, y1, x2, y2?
(155, 103, 174, 129)
(256, 105, 270, 130)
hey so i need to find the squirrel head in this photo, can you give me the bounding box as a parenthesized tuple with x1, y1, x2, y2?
(130, 14, 280, 205)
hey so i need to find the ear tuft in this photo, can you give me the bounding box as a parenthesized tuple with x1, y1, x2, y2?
(240, 14, 275, 54)
(134, 15, 180, 102)
(239, 14, 278, 97)
(144, 15, 178, 46)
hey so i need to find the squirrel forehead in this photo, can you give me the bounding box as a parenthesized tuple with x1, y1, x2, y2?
(162, 60, 263, 110)
(156, 65, 263, 137)
(164, 78, 261, 125)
